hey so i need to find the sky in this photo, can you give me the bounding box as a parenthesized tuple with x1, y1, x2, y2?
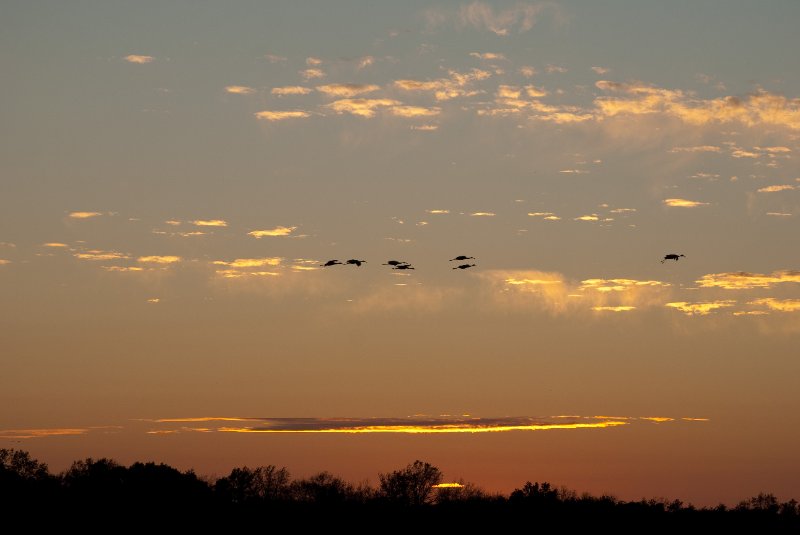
(1, 1, 799, 506)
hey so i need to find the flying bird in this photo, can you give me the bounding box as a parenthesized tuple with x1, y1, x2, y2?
(321, 259, 343, 267)
(382, 260, 408, 266)
(450, 255, 475, 261)
(453, 264, 476, 270)
(393, 264, 415, 270)
(346, 259, 367, 267)
(661, 254, 685, 263)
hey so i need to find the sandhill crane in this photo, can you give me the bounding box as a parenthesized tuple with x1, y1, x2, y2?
(321, 259, 343, 267)
(661, 254, 685, 263)
(393, 264, 415, 270)
(453, 264, 476, 270)
(382, 260, 408, 266)
(450, 255, 474, 261)
(346, 259, 366, 267)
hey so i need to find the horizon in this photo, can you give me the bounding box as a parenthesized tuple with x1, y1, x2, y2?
(2, 1, 799, 508)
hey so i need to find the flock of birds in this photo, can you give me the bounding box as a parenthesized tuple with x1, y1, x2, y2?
(320, 256, 478, 270)
(319, 254, 685, 270)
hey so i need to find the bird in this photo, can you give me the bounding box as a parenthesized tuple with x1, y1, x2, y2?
(321, 259, 343, 267)
(453, 264, 476, 270)
(346, 259, 366, 267)
(661, 254, 685, 263)
(393, 264, 415, 270)
(382, 260, 409, 266)
(450, 255, 475, 261)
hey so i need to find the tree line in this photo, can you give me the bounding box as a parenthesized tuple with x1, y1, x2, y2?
(2, 448, 798, 530)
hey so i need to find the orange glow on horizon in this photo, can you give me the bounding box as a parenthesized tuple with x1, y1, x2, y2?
(215, 421, 629, 434)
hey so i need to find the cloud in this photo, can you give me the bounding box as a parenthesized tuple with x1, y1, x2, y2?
(591, 66, 610, 75)
(357, 56, 375, 69)
(731, 149, 760, 158)
(574, 214, 599, 221)
(225, 85, 256, 95)
(325, 98, 400, 118)
(124, 54, 154, 64)
(748, 298, 800, 312)
(390, 105, 441, 118)
(560, 169, 589, 174)
(609, 208, 636, 214)
(306, 57, 322, 66)
(42, 242, 68, 248)
(271, 86, 312, 96)
(592, 306, 636, 312)
(758, 184, 796, 193)
(426, 209, 450, 214)
(411, 124, 439, 131)
(546, 64, 567, 73)
(470, 52, 507, 61)
(663, 198, 709, 207)
(147, 298, 160, 304)
(595, 82, 800, 130)
(696, 270, 800, 290)
(525, 85, 548, 98)
(528, 212, 556, 217)
(102, 266, 144, 272)
(300, 68, 325, 80)
(580, 279, 670, 292)
(255, 110, 311, 121)
(519, 66, 536, 78)
(470, 212, 495, 216)
(316, 83, 381, 98)
(669, 145, 721, 153)
(0, 259, 10, 266)
(248, 226, 297, 238)
(665, 301, 736, 315)
(497, 85, 521, 99)
(74, 250, 129, 261)
(0, 428, 92, 439)
(394, 69, 491, 101)
(165, 220, 181, 226)
(191, 219, 227, 227)
(766, 212, 792, 217)
(69, 211, 103, 219)
(137, 255, 181, 264)
(458, 1, 561, 36)
(265, 54, 287, 63)
(213, 258, 283, 268)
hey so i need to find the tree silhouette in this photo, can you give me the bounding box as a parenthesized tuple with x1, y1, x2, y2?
(215, 465, 291, 503)
(378, 460, 442, 506)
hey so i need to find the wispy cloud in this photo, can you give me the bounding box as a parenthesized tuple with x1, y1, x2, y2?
(213, 258, 283, 268)
(470, 212, 495, 217)
(470, 52, 507, 61)
(394, 69, 491, 101)
(124, 54, 154, 64)
(0, 259, 10, 266)
(669, 145, 721, 153)
(255, 110, 311, 121)
(137, 255, 181, 264)
(591, 66, 610, 75)
(74, 250, 129, 261)
(458, 1, 562, 36)
(757, 184, 796, 193)
(191, 219, 227, 227)
(0, 428, 93, 439)
(748, 298, 800, 312)
(68, 211, 103, 219)
(696, 270, 800, 290)
(663, 198, 709, 207)
(264, 54, 287, 63)
(325, 98, 400, 118)
(574, 214, 599, 221)
(390, 105, 441, 118)
(665, 301, 736, 315)
(306, 57, 322, 66)
(580, 279, 670, 292)
(316, 83, 380, 98)
(248, 226, 297, 238)
(271, 86, 312, 96)
(426, 209, 450, 214)
(42, 242, 69, 248)
(592, 306, 636, 312)
(225, 85, 256, 95)
(357, 56, 375, 70)
(300, 68, 325, 80)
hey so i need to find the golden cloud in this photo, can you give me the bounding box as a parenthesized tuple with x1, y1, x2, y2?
(470, 52, 507, 61)
(574, 214, 599, 221)
(497, 85, 521, 99)
(255, 110, 311, 121)
(394, 69, 491, 101)
(306, 57, 322, 66)
(390, 105, 441, 118)
(758, 184, 796, 193)
(581, 279, 670, 292)
(137, 255, 181, 264)
(248, 226, 297, 238)
(216, 270, 280, 279)
(665, 301, 735, 315)
(124, 54, 154, 64)
(325, 98, 400, 118)
(225, 85, 256, 95)
(69, 211, 103, 219)
(669, 145, 721, 153)
(300, 68, 325, 80)
(696, 270, 800, 290)
(357, 56, 375, 69)
(42, 242, 68, 248)
(213, 258, 283, 268)
(592, 306, 636, 312)
(663, 198, 709, 207)
(0, 259, 10, 266)
(271, 86, 312, 96)
(74, 250, 129, 261)
(470, 212, 495, 217)
(316, 83, 380, 98)
(102, 266, 144, 272)
(427, 209, 450, 214)
(519, 66, 536, 78)
(748, 298, 800, 312)
(191, 219, 227, 227)
(0, 428, 91, 439)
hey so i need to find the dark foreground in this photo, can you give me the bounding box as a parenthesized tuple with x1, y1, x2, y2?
(2, 449, 798, 531)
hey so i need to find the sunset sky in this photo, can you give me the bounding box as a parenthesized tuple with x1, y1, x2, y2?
(2, 1, 799, 506)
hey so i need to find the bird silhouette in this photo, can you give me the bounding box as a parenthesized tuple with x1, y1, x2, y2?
(453, 264, 476, 270)
(382, 260, 409, 266)
(661, 254, 685, 263)
(450, 255, 474, 261)
(346, 259, 367, 267)
(393, 264, 415, 270)
(321, 259, 343, 267)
